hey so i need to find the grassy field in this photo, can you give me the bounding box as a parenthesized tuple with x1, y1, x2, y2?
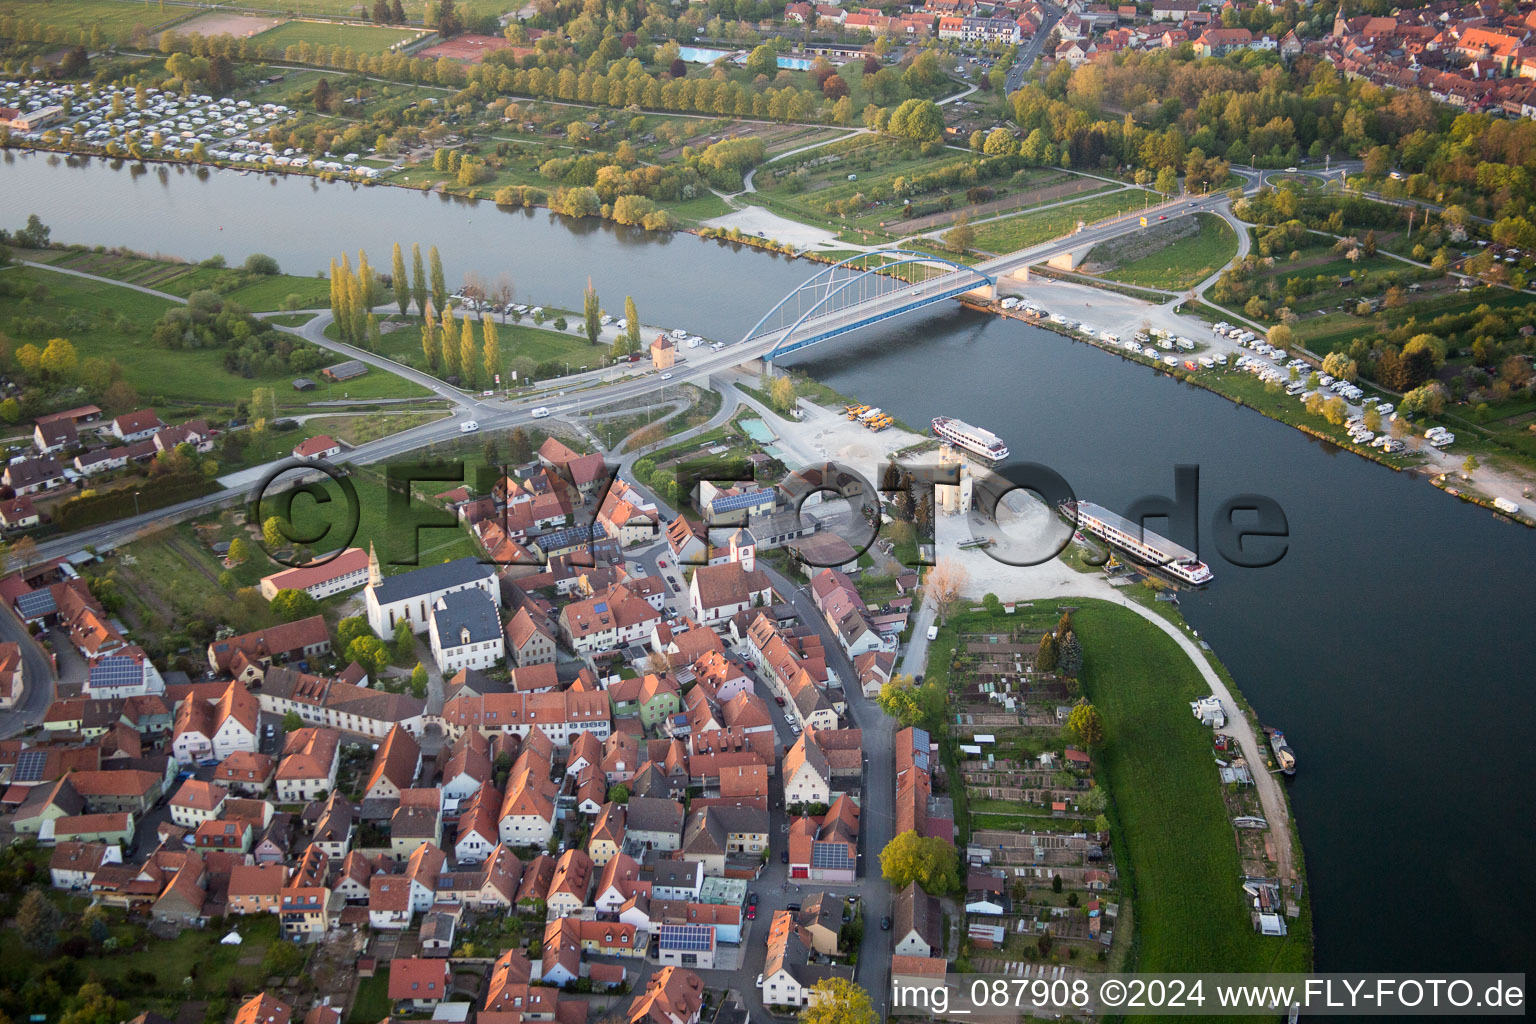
(43, 248, 330, 310)
(2, 0, 183, 38)
(226, 0, 505, 25)
(0, 901, 282, 1019)
(1, 266, 427, 404)
(921, 596, 1311, 981)
(972, 189, 1154, 254)
(1102, 213, 1238, 292)
(355, 314, 603, 383)
(304, 410, 447, 445)
(1073, 601, 1311, 976)
(251, 18, 422, 54)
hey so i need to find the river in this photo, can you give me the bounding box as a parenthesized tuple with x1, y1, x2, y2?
(4, 152, 1533, 974)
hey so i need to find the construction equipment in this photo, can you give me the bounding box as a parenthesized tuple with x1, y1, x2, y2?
(845, 404, 869, 419)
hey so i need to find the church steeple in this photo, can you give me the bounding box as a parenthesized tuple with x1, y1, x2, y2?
(368, 541, 382, 587)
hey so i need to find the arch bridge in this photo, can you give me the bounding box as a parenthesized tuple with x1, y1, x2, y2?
(740, 250, 995, 360)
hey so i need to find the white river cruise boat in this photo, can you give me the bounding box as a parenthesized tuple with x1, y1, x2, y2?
(931, 417, 1009, 460)
(1062, 500, 1214, 587)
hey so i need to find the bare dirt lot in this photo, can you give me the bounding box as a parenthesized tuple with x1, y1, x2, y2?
(176, 11, 286, 36)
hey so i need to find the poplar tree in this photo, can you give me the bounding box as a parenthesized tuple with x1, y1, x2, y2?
(421, 299, 439, 368)
(429, 244, 447, 313)
(459, 314, 477, 387)
(482, 315, 499, 384)
(441, 303, 460, 376)
(365, 312, 381, 352)
(392, 242, 409, 316)
(624, 295, 639, 353)
(583, 277, 601, 346)
(411, 242, 427, 316)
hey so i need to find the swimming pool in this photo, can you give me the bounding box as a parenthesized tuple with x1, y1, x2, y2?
(677, 46, 814, 71)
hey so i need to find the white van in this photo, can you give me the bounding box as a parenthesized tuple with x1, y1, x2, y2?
(460, 420, 479, 433)
(531, 407, 551, 418)
(927, 625, 939, 641)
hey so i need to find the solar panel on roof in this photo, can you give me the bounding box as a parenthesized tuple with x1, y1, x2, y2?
(13, 749, 47, 782)
(15, 589, 56, 619)
(593, 602, 608, 613)
(811, 843, 855, 870)
(711, 489, 771, 513)
(89, 656, 142, 689)
(658, 923, 713, 950)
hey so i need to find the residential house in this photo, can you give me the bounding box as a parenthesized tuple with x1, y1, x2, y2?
(274, 727, 341, 802)
(429, 588, 505, 673)
(388, 958, 451, 1011)
(505, 606, 557, 667)
(892, 881, 941, 957)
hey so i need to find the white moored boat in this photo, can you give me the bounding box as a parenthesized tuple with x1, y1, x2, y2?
(1062, 500, 1214, 587)
(931, 417, 1009, 460)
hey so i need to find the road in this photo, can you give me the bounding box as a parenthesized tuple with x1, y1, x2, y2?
(0, 609, 57, 738)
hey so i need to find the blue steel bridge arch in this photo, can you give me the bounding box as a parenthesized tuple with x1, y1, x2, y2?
(740, 250, 995, 360)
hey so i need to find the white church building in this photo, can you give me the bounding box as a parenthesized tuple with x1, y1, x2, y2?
(364, 547, 500, 636)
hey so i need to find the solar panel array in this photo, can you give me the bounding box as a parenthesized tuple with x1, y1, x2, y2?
(657, 923, 714, 950)
(15, 589, 56, 619)
(911, 727, 931, 772)
(710, 489, 772, 513)
(89, 656, 142, 690)
(13, 749, 47, 782)
(811, 842, 855, 871)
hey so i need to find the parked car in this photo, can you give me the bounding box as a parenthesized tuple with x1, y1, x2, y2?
(880, 916, 892, 930)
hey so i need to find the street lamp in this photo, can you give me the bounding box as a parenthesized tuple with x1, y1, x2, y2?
(133, 491, 141, 517)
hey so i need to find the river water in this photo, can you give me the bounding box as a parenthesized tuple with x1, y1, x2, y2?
(4, 152, 1533, 974)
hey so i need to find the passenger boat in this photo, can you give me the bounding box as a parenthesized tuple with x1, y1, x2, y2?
(1267, 728, 1297, 775)
(1060, 500, 1214, 587)
(931, 417, 1009, 460)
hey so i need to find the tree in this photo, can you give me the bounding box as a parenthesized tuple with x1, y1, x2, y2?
(226, 536, 250, 564)
(1035, 631, 1058, 672)
(282, 710, 304, 732)
(1267, 324, 1294, 353)
(608, 783, 631, 804)
(1363, 406, 1382, 433)
(1066, 701, 1105, 746)
(1322, 350, 1358, 382)
(459, 314, 478, 388)
(509, 427, 533, 464)
(429, 245, 447, 314)
(40, 337, 78, 378)
(262, 515, 286, 549)
(926, 558, 967, 625)
(800, 978, 878, 1024)
(1155, 165, 1179, 196)
(769, 375, 796, 414)
(393, 618, 416, 661)
(17, 889, 62, 953)
(1463, 453, 1480, 476)
(346, 635, 389, 678)
(1057, 630, 1083, 676)
(745, 44, 776, 78)
(409, 662, 428, 699)
(822, 74, 849, 101)
(313, 77, 333, 114)
(887, 99, 943, 143)
(876, 673, 944, 728)
(583, 277, 601, 346)
(482, 316, 500, 384)
(337, 616, 373, 652)
(982, 127, 1017, 156)
(879, 829, 960, 894)
(624, 295, 640, 353)
(411, 243, 427, 316)
(927, 194, 976, 250)
(270, 588, 320, 622)
(392, 243, 409, 317)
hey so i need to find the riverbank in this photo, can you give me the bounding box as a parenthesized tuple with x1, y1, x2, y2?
(958, 293, 1536, 528)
